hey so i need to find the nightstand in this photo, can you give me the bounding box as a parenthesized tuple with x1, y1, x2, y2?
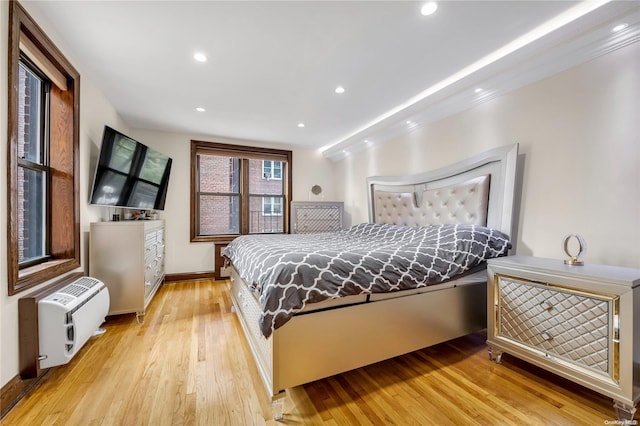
(486, 256, 640, 421)
(214, 237, 235, 280)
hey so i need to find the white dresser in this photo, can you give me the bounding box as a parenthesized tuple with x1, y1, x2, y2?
(89, 220, 165, 321)
(486, 256, 640, 420)
(291, 201, 343, 234)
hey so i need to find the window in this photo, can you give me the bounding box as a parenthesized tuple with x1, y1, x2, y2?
(17, 60, 49, 267)
(197, 155, 241, 235)
(260, 197, 283, 233)
(191, 141, 292, 242)
(262, 197, 282, 216)
(8, 2, 81, 295)
(262, 160, 282, 180)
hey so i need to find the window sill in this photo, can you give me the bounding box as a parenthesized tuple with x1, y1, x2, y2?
(11, 258, 80, 296)
(191, 235, 239, 244)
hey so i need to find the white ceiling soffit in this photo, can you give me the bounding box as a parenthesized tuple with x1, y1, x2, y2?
(322, 1, 640, 161)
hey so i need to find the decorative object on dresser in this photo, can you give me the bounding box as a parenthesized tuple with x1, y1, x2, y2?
(563, 233, 587, 265)
(310, 184, 322, 196)
(89, 220, 165, 322)
(486, 256, 640, 421)
(290, 201, 344, 233)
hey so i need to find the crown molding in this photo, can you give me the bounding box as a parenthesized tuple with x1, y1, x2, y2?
(323, 3, 640, 162)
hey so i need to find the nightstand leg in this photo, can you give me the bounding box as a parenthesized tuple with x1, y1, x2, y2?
(488, 346, 503, 363)
(613, 400, 636, 421)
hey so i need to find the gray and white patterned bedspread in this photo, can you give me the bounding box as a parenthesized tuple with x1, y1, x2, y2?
(223, 223, 511, 337)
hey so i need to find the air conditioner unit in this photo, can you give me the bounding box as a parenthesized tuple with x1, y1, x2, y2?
(38, 276, 110, 369)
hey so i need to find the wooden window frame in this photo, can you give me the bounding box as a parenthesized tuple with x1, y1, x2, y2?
(7, 1, 81, 295)
(190, 140, 292, 243)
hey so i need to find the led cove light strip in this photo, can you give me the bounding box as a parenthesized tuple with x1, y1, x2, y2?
(319, 0, 611, 154)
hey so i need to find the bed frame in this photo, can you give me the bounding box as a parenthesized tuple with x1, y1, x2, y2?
(229, 143, 519, 405)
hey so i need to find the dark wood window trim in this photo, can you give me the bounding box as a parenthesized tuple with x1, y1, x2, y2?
(7, 1, 81, 295)
(190, 140, 293, 243)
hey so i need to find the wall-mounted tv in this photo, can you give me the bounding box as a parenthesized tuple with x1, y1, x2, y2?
(89, 126, 172, 211)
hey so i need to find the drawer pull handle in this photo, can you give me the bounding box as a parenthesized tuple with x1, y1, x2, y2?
(541, 330, 553, 341)
(540, 300, 553, 310)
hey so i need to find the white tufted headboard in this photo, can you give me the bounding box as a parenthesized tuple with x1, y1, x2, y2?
(367, 144, 519, 244)
(374, 174, 491, 227)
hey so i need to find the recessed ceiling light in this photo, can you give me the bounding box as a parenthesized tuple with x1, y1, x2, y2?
(420, 2, 438, 16)
(297, 123, 305, 128)
(475, 88, 483, 93)
(612, 23, 629, 33)
(335, 86, 345, 94)
(193, 52, 207, 63)
(195, 107, 206, 112)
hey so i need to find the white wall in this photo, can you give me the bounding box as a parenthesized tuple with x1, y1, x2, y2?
(130, 129, 337, 274)
(0, 2, 129, 388)
(335, 41, 640, 269)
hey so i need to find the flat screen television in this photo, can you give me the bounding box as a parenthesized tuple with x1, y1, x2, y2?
(89, 126, 172, 210)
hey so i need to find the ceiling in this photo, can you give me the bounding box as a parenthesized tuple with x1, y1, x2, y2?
(22, 1, 640, 155)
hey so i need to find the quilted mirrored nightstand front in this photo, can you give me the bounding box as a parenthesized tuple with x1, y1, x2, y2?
(486, 256, 640, 421)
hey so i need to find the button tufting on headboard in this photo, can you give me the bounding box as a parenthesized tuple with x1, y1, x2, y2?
(374, 174, 491, 227)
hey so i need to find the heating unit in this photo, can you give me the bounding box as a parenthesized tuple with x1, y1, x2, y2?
(38, 276, 110, 369)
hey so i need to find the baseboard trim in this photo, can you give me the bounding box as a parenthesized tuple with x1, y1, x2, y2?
(0, 370, 49, 419)
(164, 271, 215, 283)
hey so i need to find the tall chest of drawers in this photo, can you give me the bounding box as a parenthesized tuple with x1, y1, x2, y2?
(487, 256, 640, 421)
(291, 201, 343, 234)
(90, 220, 165, 322)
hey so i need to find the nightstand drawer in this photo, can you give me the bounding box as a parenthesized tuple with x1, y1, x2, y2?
(496, 275, 614, 377)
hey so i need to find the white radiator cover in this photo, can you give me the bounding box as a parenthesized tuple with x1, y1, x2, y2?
(38, 276, 110, 369)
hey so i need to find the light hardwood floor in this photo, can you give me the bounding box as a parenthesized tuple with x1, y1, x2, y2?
(3, 279, 635, 425)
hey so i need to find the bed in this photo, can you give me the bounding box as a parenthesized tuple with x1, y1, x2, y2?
(224, 143, 519, 405)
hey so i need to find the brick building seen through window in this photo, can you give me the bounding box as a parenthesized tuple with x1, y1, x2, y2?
(196, 154, 288, 237)
(17, 61, 48, 265)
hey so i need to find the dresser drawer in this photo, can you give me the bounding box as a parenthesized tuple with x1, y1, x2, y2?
(230, 271, 272, 372)
(495, 275, 618, 380)
(291, 202, 343, 234)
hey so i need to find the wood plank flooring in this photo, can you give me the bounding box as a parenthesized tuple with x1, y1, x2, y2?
(2, 279, 634, 425)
